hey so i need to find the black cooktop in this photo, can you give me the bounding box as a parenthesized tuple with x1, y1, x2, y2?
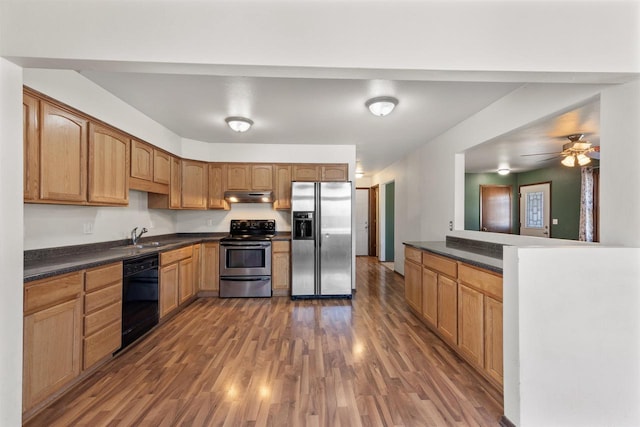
(222, 219, 276, 241)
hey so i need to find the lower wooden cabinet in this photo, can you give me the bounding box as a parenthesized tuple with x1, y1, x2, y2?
(23, 272, 83, 413)
(200, 242, 220, 293)
(403, 244, 504, 391)
(83, 263, 122, 370)
(272, 240, 291, 294)
(484, 296, 504, 385)
(404, 259, 422, 313)
(457, 283, 484, 367)
(160, 245, 195, 318)
(160, 262, 179, 318)
(437, 275, 457, 346)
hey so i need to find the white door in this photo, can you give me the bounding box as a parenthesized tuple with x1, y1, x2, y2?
(355, 189, 369, 255)
(520, 183, 551, 238)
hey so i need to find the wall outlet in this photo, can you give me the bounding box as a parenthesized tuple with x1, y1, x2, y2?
(149, 220, 155, 229)
(552, 218, 559, 225)
(207, 219, 214, 227)
(83, 222, 94, 234)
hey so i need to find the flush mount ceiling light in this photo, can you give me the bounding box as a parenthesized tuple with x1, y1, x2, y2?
(225, 116, 253, 133)
(365, 96, 398, 117)
(497, 168, 510, 175)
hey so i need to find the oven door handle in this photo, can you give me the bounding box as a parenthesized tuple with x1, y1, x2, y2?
(220, 242, 271, 248)
(220, 277, 270, 282)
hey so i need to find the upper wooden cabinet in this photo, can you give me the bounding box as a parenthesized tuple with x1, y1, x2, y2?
(208, 163, 229, 210)
(292, 164, 348, 182)
(292, 164, 319, 182)
(181, 160, 208, 209)
(273, 164, 292, 210)
(23, 93, 40, 201)
(39, 101, 89, 203)
(130, 140, 153, 181)
(24, 89, 129, 207)
(321, 164, 348, 181)
(153, 150, 170, 185)
(88, 123, 129, 205)
(227, 163, 273, 191)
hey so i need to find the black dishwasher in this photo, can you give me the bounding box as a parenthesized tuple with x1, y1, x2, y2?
(121, 253, 159, 351)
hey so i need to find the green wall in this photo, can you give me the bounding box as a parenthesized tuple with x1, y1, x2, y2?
(465, 164, 584, 240)
(385, 181, 395, 261)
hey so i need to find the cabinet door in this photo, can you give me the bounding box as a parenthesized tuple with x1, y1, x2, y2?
(169, 156, 181, 208)
(179, 257, 194, 305)
(23, 297, 82, 411)
(292, 164, 319, 182)
(321, 164, 348, 181)
(160, 263, 179, 318)
(192, 244, 201, 292)
(153, 149, 170, 184)
(273, 164, 292, 210)
(200, 242, 220, 292)
(23, 92, 40, 201)
(437, 275, 457, 345)
(485, 296, 504, 386)
(39, 102, 88, 202)
(458, 284, 484, 367)
(272, 241, 291, 291)
(227, 164, 251, 190)
(251, 164, 273, 190)
(130, 140, 153, 181)
(403, 260, 422, 312)
(208, 163, 229, 210)
(88, 123, 129, 205)
(181, 160, 208, 209)
(421, 267, 438, 328)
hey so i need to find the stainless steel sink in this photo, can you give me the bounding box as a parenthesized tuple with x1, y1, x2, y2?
(110, 242, 168, 250)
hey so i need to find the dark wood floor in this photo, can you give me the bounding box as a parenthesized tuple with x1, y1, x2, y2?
(26, 257, 503, 426)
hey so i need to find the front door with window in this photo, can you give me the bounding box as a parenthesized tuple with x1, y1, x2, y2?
(520, 182, 551, 238)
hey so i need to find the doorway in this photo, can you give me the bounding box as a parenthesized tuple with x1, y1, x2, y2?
(355, 188, 369, 256)
(480, 185, 512, 233)
(369, 185, 379, 257)
(383, 181, 395, 263)
(520, 182, 551, 237)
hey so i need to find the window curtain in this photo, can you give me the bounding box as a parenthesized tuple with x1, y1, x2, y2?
(579, 167, 594, 242)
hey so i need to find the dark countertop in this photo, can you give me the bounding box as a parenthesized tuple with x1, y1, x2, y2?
(403, 241, 503, 273)
(24, 232, 292, 283)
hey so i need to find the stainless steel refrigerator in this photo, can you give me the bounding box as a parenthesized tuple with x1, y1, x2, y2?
(291, 181, 352, 298)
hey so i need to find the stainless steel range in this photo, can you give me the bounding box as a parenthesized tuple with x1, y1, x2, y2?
(219, 219, 275, 298)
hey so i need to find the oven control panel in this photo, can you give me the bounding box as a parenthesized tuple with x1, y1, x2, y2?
(230, 219, 275, 235)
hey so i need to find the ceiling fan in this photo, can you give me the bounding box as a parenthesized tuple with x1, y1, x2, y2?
(521, 134, 600, 167)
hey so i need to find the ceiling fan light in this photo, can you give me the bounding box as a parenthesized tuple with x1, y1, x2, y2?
(365, 96, 398, 117)
(577, 153, 591, 166)
(561, 155, 576, 167)
(225, 116, 253, 132)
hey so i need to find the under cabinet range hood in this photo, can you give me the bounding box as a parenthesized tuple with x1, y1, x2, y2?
(224, 191, 274, 204)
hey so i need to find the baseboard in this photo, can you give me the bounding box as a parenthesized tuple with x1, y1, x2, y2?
(500, 415, 516, 427)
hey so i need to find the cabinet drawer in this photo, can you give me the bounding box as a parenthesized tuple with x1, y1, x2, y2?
(24, 271, 83, 314)
(83, 320, 121, 370)
(85, 262, 122, 292)
(85, 282, 122, 314)
(423, 252, 457, 278)
(404, 246, 422, 264)
(272, 240, 290, 253)
(85, 301, 121, 336)
(161, 246, 193, 265)
(458, 263, 503, 301)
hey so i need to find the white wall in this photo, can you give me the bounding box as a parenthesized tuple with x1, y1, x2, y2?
(0, 58, 23, 426)
(504, 246, 640, 427)
(24, 191, 177, 250)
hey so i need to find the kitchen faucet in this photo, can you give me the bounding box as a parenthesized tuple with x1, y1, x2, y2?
(131, 227, 148, 245)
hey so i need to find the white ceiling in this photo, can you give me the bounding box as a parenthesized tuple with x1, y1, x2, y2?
(80, 71, 521, 176)
(464, 98, 601, 173)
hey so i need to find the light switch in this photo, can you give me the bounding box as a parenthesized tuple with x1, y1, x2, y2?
(83, 222, 94, 234)
(552, 218, 559, 225)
